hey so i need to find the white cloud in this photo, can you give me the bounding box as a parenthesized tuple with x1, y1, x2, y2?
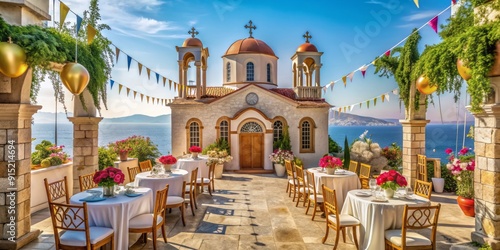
(135, 17, 177, 34)
(404, 11, 438, 22)
(188, 20, 197, 26)
(365, 0, 392, 8)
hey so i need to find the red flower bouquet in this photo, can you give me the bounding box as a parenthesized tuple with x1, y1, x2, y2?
(93, 167, 125, 187)
(189, 146, 202, 153)
(158, 155, 177, 165)
(319, 155, 343, 169)
(376, 170, 407, 190)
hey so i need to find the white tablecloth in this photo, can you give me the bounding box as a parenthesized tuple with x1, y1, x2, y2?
(341, 189, 431, 250)
(176, 156, 209, 179)
(307, 168, 361, 209)
(134, 170, 189, 203)
(70, 187, 152, 250)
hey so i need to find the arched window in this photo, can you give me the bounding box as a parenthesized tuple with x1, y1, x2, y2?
(226, 62, 231, 82)
(246, 62, 254, 81)
(240, 122, 262, 133)
(185, 119, 203, 151)
(273, 120, 283, 144)
(220, 120, 229, 142)
(267, 63, 271, 82)
(299, 118, 316, 153)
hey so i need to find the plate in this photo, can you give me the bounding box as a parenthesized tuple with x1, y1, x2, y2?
(355, 191, 372, 197)
(125, 193, 143, 197)
(79, 196, 106, 202)
(405, 195, 415, 200)
(86, 190, 102, 195)
(371, 198, 388, 202)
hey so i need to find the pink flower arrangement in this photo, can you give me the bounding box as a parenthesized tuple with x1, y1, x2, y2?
(318, 155, 343, 169)
(93, 167, 125, 187)
(111, 139, 132, 154)
(158, 155, 177, 165)
(189, 146, 202, 153)
(376, 170, 407, 190)
(445, 148, 475, 199)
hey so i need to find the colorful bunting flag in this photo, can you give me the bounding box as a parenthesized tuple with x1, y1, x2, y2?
(146, 96, 150, 104)
(169, 80, 172, 90)
(140, 94, 144, 102)
(428, 16, 438, 33)
(155, 73, 160, 83)
(126, 87, 130, 96)
(373, 97, 377, 106)
(384, 50, 391, 57)
(360, 65, 368, 78)
(348, 72, 354, 82)
(87, 25, 96, 44)
(452, 0, 457, 4)
(127, 55, 132, 71)
(138, 63, 143, 75)
(115, 47, 120, 63)
(118, 84, 123, 94)
(385, 93, 390, 102)
(133, 91, 137, 99)
(413, 0, 419, 8)
(110, 79, 114, 89)
(330, 82, 334, 90)
(163, 77, 167, 87)
(342, 76, 347, 87)
(381, 94, 385, 102)
(60, 2, 70, 27)
(367, 100, 370, 109)
(76, 15, 83, 34)
(146, 68, 151, 80)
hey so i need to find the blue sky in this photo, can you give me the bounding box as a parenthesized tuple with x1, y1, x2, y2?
(38, 0, 472, 123)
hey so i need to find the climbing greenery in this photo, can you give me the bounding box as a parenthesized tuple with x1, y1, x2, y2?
(0, 0, 112, 111)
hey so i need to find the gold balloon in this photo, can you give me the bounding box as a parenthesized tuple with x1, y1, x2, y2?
(60, 62, 90, 95)
(0, 40, 28, 78)
(416, 75, 437, 95)
(457, 59, 472, 81)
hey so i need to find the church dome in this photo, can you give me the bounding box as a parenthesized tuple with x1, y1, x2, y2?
(296, 43, 318, 52)
(224, 38, 276, 57)
(182, 37, 203, 47)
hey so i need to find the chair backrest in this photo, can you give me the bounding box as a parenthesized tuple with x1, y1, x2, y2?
(417, 154, 428, 181)
(79, 171, 98, 192)
(360, 177, 370, 189)
(139, 160, 152, 172)
(44, 176, 70, 204)
(208, 163, 215, 179)
(401, 203, 441, 249)
(295, 165, 305, 187)
(285, 160, 294, 178)
(306, 171, 317, 199)
(127, 166, 141, 182)
(348, 160, 359, 174)
(48, 202, 90, 248)
(190, 167, 198, 184)
(154, 185, 169, 224)
(322, 184, 340, 224)
(414, 179, 433, 200)
(359, 163, 371, 179)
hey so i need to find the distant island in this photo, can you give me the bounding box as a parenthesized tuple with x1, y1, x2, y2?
(33, 112, 171, 124)
(329, 111, 398, 126)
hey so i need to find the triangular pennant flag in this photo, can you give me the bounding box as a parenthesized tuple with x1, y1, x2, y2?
(157, 98, 159, 104)
(392, 89, 399, 95)
(343, 106, 347, 113)
(413, 0, 419, 8)
(152, 97, 155, 104)
(169, 80, 173, 90)
(428, 16, 438, 33)
(161, 99, 164, 105)
(367, 100, 370, 109)
(110, 79, 115, 89)
(338, 107, 342, 113)
(60, 2, 70, 27)
(384, 50, 391, 57)
(385, 93, 390, 102)
(127, 55, 132, 71)
(330, 82, 334, 90)
(323, 87, 327, 94)
(126, 87, 130, 96)
(155, 73, 160, 83)
(133, 91, 137, 99)
(87, 25, 96, 44)
(163, 77, 167, 87)
(452, 0, 457, 4)
(140, 94, 144, 102)
(359, 102, 362, 108)
(374, 97, 377, 106)
(146, 96, 150, 104)
(76, 15, 83, 34)
(342, 76, 347, 87)
(348, 72, 354, 82)
(118, 84, 123, 94)
(350, 105, 355, 112)
(138, 63, 143, 75)
(360, 65, 368, 78)
(381, 94, 385, 102)
(174, 82, 177, 92)
(146, 68, 151, 80)
(115, 47, 120, 63)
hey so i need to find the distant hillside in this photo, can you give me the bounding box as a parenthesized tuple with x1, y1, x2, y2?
(33, 112, 170, 124)
(329, 111, 398, 126)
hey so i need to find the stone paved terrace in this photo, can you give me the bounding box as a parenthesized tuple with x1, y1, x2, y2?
(23, 173, 474, 250)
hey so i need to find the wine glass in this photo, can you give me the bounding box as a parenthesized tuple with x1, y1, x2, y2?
(369, 179, 377, 195)
(406, 186, 414, 198)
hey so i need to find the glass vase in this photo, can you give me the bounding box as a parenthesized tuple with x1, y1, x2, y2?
(103, 185, 115, 197)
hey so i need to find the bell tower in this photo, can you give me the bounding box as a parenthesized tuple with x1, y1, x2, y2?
(291, 31, 323, 99)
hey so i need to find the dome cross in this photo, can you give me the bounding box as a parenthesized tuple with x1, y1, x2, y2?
(244, 20, 257, 38)
(303, 31, 312, 43)
(188, 27, 199, 38)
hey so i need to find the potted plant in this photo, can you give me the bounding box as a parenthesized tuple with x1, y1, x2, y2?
(31, 140, 71, 169)
(110, 138, 132, 161)
(446, 147, 475, 217)
(376, 170, 408, 199)
(157, 155, 177, 172)
(189, 145, 202, 159)
(269, 149, 294, 177)
(319, 155, 343, 175)
(206, 150, 233, 178)
(93, 167, 126, 196)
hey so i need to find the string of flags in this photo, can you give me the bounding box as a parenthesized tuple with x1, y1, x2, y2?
(110, 79, 174, 106)
(333, 88, 399, 114)
(323, 3, 455, 92)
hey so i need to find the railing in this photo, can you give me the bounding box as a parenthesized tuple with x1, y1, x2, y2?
(294, 86, 322, 100)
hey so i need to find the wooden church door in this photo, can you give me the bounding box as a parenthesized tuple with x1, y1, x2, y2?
(239, 122, 264, 169)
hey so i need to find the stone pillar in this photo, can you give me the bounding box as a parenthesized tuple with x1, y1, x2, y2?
(471, 76, 500, 248)
(292, 66, 297, 88)
(400, 120, 429, 187)
(177, 61, 183, 98)
(202, 66, 207, 96)
(195, 62, 201, 100)
(0, 70, 41, 249)
(183, 66, 188, 98)
(315, 65, 321, 87)
(297, 66, 303, 87)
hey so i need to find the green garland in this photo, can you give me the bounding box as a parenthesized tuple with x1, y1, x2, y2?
(0, 0, 112, 111)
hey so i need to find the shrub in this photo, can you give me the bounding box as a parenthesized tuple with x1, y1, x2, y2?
(98, 146, 117, 170)
(329, 135, 342, 153)
(109, 135, 160, 166)
(31, 140, 70, 168)
(381, 143, 402, 171)
(202, 138, 230, 155)
(426, 161, 457, 193)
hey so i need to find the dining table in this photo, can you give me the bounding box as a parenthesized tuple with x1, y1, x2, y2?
(70, 187, 152, 250)
(340, 189, 431, 250)
(176, 156, 209, 179)
(134, 169, 189, 206)
(307, 168, 361, 209)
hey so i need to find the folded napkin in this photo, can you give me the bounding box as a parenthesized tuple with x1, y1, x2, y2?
(79, 196, 106, 202)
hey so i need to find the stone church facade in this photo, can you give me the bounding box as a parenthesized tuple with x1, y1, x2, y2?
(169, 23, 331, 170)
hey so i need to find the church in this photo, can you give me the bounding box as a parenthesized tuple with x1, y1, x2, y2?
(169, 21, 332, 171)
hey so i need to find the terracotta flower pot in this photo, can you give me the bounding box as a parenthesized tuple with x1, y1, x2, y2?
(457, 196, 475, 217)
(119, 151, 129, 161)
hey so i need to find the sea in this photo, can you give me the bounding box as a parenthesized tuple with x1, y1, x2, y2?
(31, 122, 474, 163)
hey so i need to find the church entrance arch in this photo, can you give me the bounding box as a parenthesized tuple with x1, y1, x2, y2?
(239, 121, 264, 170)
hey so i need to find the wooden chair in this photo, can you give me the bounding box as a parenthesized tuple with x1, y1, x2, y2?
(44, 176, 70, 204)
(139, 160, 153, 172)
(359, 163, 372, 189)
(196, 163, 215, 196)
(79, 171, 98, 192)
(127, 166, 141, 183)
(414, 180, 433, 200)
(294, 165, 309, 207)
(305, 171, 323, 220)
(385, 204, 441, 250)
(417, 154, 428, 182)
(185, 168, 198, 215)
(129, 185, 169, 249)
(167, 181, 187, 226)
(322, 184, 360, 249)
(285, 160, 298, 200)
(48, 202, 114, 250)
(348, 160, 359, 174)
